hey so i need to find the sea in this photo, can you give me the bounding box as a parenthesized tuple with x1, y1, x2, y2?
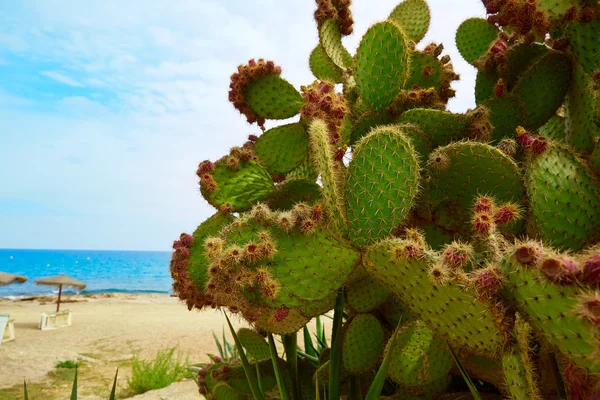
(0, 249, 173, 298)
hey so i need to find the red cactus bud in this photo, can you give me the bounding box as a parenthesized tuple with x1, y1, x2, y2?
(473, 213, 493, 235)
(494, 78, 505, 98)
(490, 39, 508, 54)
(493, 204, 520, 224)
(475, 196, 494, 213)
(221, 365, 230, 373)
(179, 233, 193, 247)
(423, 65, 433, 76)
(176, 247, 190, 258)
(273, 308, 289, 322)
(198, 368, 207, 376)
(172, 240, 182, 249)
(541, 256, 581, 284)
(472, 267, 504, 296)
(580, 6, 596, 23)
(443, 243, 473, 267)
(212, 355, 222, 363)
(248, 134, 259, 142)
(530, 136, 548, 154)
(197, 160, 215, 176)
(579, 296, 600, 326)
(583, 254, 600, 286)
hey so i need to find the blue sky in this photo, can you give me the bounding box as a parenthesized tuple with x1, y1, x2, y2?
(0, 0, 485, 251)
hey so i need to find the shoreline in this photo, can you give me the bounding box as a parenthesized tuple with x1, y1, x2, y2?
(0, 292, 251, 398)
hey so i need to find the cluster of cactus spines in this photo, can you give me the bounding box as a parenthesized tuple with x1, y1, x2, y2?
(170, 0, 600, 397)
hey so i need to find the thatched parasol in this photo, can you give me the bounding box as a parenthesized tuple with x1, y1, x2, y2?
(0, 272, 28, 286)
(34, 274, 86, 312)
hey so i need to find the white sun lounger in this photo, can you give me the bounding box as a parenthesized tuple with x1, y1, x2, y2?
(39, 309, 72, 330)
(0, 314, 14, 344)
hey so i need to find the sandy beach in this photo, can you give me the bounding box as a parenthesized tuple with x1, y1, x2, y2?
(0, 293, 256, 399)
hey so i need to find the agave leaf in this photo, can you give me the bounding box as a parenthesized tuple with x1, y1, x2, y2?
(109, 368, 118, 400)
(303, 325, 317, 358)
(365, 318, 402, 400)
(447, 342, 483, 400)
(283, 333, 300, 400)
(70, 365, 78, 400)
(328, 289, 344, 400)
(213, 331, 225, 360)
(268, 333, 291, 400)
(224, 313, 266, 400)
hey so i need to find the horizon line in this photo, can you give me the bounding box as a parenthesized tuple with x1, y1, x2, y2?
(0, 247, 172, 253)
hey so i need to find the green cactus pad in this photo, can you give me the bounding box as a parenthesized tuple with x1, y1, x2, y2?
(187, 213, 236, 293)
(346, 126, 420, 247)
(342, 313, 386, 373)
(538, 114, 565, 142)
(501, 344, 532, 400)
(345, 268, 389, 313)
(211, 383, 246, 400)
(564, 62, 597, 152)
(379, 296, 414, 328)
(319, 19, 350, 70)
(350, 111, 393, 145)
(524, 144, 600, 251)
(398, 123, 432, 160)
(567, 19, 600, 76)
(201, 159, 274, 212)
(475, 69, 498, 104)
(245, 74, 303, 120)
(254, 122, 309, 175)
(503, 43, 549, 89)
(285, 156, 318, 181)
(255, 307, 311, 335)
(388, 320, 453, 395)
(223, 359, 278, 395)
(426, 141, 524, 215)
(364, 239, 508, 355)
(267, 179, 322, 211)
(512, 51, 571, 130)
(388, 0, 431, 43)
(483, 95, 526, 143)
(396, 108, 471, 148)
(536, 0, 578, 19)
(221, 219, 359, 308)
(355, 21, 410, 111)
(421, 224, 454, 251)
(236, 328, 270, 361)
(309, 44, 344, 83)
(404, 51, 443, 90)
(455, 18, 499, 65)
(500, 251, 600, 373)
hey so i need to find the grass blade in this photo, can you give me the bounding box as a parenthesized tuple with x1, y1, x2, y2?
(222, 326, 228, 359)
(23, 380, 28, 400)
(109, 368, 119, 400)
(70, 365, 78, 400)
(224, 313, 265, 400)
(213, 331, 225, 360)
(296, 350, 319, 365)
(447, 342, 482, 400)
(283, 333, 300, 400)
(365, 318, 402, 400)
(268, 334, 291, 400)
(303, 325, 317, 358)
(328, 288, 344, 400)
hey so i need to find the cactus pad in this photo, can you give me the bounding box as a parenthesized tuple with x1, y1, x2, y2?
(567, 19, 600, 76)
(267, 179, 322, 211)
(355, 21, 410, 111)
(345, 126, 420, 247)
(388, 320, 453, 396)
(455, 18, 499, 65)
(524, 144, 600, 251)
(342, 313, 386, 373)
(200, 158, 274, 212)
(309, 44, 344, 83)
(388, 0, 431, 43)
(254, 122, 309, 175)
(345, 268, 389, 313)
(245, 74, 303, 120)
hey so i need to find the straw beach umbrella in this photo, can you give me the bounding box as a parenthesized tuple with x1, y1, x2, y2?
(34, 274, 86, 312)
(0, 272, 28, 286)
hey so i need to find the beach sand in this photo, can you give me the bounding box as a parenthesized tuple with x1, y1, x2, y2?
(0, 293, 257, 399)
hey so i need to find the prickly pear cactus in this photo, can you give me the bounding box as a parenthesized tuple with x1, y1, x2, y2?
(170, 0, 600, 398)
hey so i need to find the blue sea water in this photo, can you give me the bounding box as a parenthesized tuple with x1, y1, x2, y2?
(0, 249, 172, 297)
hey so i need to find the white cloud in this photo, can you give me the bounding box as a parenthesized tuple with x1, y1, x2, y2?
(40, 70, 85, 87)
(1, 0, 487, 250)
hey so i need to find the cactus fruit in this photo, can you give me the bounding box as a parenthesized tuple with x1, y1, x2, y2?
(173, 0, 600, 397)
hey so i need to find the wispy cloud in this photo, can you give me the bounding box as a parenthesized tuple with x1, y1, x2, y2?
(0, 0, 485, 250)
(40, 71, 85, 87)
